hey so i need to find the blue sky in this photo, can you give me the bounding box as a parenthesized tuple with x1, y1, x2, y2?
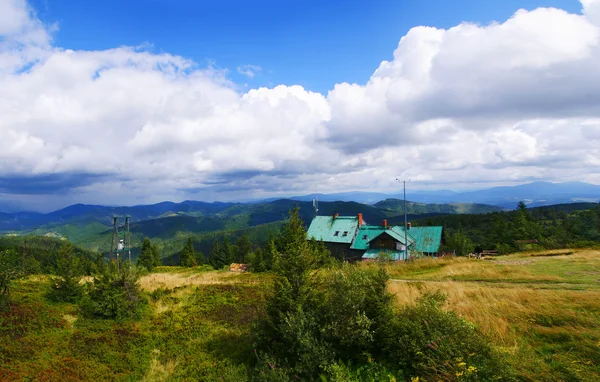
(30, 0, 580, 93)
(1, 0, 599, 212)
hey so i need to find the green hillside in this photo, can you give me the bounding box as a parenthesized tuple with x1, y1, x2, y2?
(0, 199, 513, 261)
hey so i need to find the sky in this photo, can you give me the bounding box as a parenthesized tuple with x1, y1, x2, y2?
(1, 0, 600, 212)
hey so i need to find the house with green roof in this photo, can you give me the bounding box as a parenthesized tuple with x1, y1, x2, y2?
(307, 213, 443, 261)
(408, 226, 444, 255)
(306, 213, 364, 260)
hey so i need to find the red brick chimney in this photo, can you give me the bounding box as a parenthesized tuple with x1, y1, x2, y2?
(333, 213, 339, 220)
(357, 213, 363, 226)
(382, 219, 387, 228)
(407, 222, 412, 230)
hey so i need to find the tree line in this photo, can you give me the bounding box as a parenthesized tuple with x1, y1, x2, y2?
(420, 201, 600, 255)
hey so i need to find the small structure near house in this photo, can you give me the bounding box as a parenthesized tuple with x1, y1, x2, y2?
(228, 263, 249, 272)
(407, 226, 444, 256)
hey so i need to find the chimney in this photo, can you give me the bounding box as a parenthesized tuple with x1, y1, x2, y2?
(357, 213, 363, 226)
(407, 222, 411, 230)
(382, 219, 387, 228)
(333, 213, 339, 220)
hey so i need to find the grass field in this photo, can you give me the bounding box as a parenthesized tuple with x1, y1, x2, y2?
(383, 249, 600, 381)
(1, 249, 598, 381)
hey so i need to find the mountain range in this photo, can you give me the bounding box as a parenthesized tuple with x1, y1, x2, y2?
(287, 181, 600, 208)
(1, 181, 598, 260)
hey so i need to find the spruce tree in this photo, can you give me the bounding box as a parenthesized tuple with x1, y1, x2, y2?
(151, 243, 162, 267)
(180, 238, 197, 267)
(235, 234, 253, 263)
(137, 238, 155, 271)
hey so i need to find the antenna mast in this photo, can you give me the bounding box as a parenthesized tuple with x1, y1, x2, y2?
(313, 198, 319, 218)
(125, 216, 132, 263)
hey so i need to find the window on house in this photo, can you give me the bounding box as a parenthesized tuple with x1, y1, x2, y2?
(342, 231, 348, 236)
(362, 234, 368, 240)
(334, 231, 340, 236)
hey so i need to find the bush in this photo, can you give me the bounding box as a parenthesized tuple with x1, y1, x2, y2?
(80, 261, 145, 320)
(379, 291, 514, 381)
(254, 263, 513, 381)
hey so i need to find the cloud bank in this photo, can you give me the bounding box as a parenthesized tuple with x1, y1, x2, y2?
(1, 0, 600, 211)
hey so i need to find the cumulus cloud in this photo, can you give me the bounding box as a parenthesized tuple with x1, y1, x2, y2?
(0, 0, 599, 211)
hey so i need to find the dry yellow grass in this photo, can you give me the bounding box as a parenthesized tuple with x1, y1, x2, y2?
(139, 271, 262, 292)
(142, 350, 178, 382)
(387, 249, 600, 380)
(389, 280, 600, 344)
(383, 248, 600, 284)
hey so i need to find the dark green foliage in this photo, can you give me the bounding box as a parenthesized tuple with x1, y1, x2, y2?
(380, 291, 513, 381)
(245, 248, 266, 272)
(256, 262, 513, 381)
(209, 236, 236, 269)
(80, 261, 145, 320)
(416, 202, 600, 254)
(151, 242, 162, 267)
(0, 249, 27, 310)
(180, 238, 197, 267)
(235, 234, 253, 263)
(0, 236, 97, 275)
(137, 238, 155, 271)
(47, 242, 84, 303)
(445, 230, 475, 256)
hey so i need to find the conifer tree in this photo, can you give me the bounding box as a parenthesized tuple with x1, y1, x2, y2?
(151, 243, 162, 267)
(180, 238, 197, 267)
(137, 238, 155, 271)
(235, 234, 253, 263)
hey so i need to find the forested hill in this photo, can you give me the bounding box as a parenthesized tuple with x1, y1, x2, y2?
(1, 199, 502, 259)
(414, 202, 600, 254)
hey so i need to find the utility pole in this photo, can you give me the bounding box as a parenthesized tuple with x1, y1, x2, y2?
(125, 216, 131, 264)
(21, 240, 27, 272)
(396, 178, 410, 262)
(404, 180, 408, 263)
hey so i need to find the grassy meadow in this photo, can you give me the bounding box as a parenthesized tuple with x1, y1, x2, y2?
(384, 249, 600, 381)
(1, 249, 598, 381)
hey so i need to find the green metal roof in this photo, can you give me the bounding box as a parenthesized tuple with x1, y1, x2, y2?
(409, 226, 443, 253)
(306, 216, 359, 244)
(362, 249, 409, 261)
(350, 225, 415, 250)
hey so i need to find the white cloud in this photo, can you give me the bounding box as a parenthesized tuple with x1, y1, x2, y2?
(0, 0, 600, 210)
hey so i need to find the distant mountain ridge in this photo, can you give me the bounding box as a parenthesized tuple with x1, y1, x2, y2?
(288, 181, 600, 209)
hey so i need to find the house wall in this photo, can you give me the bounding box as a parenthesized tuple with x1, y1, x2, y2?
(371, 235, 398, 250)
(324, 242, 352, 260)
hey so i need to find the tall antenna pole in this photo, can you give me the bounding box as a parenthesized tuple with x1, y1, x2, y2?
(313, 198, 319, 218)
(110, 217, 117, 262)
(125, 216, 131, 264)
(404, 180, 408, 263)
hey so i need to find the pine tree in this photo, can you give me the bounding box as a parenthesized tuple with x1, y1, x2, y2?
(48, 242, 83, 302)
(137, 238, 155, 271)
(235, 234, 253, 263)
(151, 243, 162, 267)
(210, 239, 225, 269)
(179, 238, 197, 267)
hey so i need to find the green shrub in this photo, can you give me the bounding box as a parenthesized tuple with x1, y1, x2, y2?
(378, 291, 514, 381)
(47, 243, 84, 303)
(255, 263, 514, 381)
(80, 261, 145, 320)
(0, 249, 33, 310)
